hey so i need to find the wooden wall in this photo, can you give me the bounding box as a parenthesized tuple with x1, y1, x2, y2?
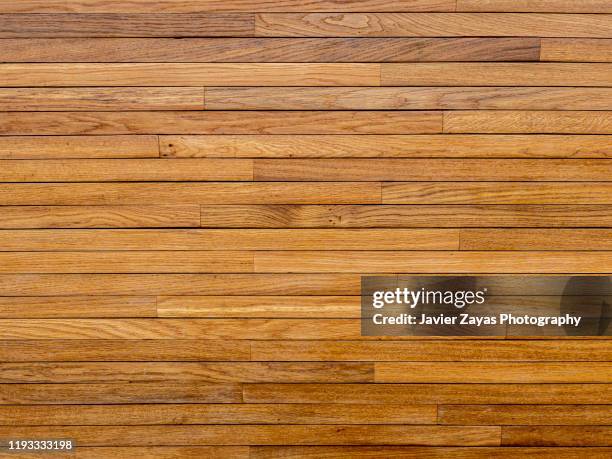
(0, 1, 611, 457)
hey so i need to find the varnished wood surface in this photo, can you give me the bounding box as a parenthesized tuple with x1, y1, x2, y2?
(0, 1, 610, 456)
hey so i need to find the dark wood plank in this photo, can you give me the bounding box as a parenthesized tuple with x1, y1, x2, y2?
(0, 37, 541, 62)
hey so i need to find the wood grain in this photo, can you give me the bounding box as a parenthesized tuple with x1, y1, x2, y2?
(0, 37, 541, 62)
(502, 427, 612, 447)
(456, 1, 612, 13)
(256, 13, 612, 38)
(461, 229, 612, 251)
(0, 64, 380, 87)
(0, 297, 156, 318)
(0, 135, 159, 159)
(541, 39, 612, 62)
(0, 13, 254, 37)
(160, 135, 612, 159)
(0, 111, 439, 135)
(205, 87, 612, 110)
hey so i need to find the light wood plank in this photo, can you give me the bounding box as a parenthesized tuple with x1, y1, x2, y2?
(0, 425, 500, 446)
(0, 159, 253, 182)
(206, 87, 612, 110)
(0, 362, 373, 383)
(250, 341, 612, 361)
(0, 383, 243, 404)
(0, 64, 380, 87)
(0, 251, 254, 274)
(0, 229, 459, 251)
(502, 427, 612, 447)
(382, 63, 612, 86)
(244, 383, 612, 404)
(198, 205, 612, 228)
(383, 183, 612, 204)
(0, 135, 159, 159)
(0, 88, 204, 111)
(439, 405, 612, 426)
(254, 251, 612, 273)
(0, 340, 249, 361)
(0, 1, 457, 13)
(461, 229, 612, 250)
(0, 37, 541, 62)
(160, 135, 612, 159)
(0, 274, 364, 296)
(256, 13, 612, 38)
(457, 1, 612, 13)
(541, 39, 612, 62)
(253, 159, 612, 181)
(157, 296, 360, 318)
(444, 111, 612, 134)
(0, 111, 440, 136)
(1, 403, 436, 425)
(0, 13, 254, 37)
(0, 183, 381, 205)
(375, 363, 612, 383)
(0, 297, 156, 318)
(0, 206, 201, 229)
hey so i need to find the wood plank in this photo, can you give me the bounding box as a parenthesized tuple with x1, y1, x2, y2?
(0, 88, 204, 111)
(456, 1, 612, 13)
(160, 135, 612, 159)
(0, 340, 249, 361)
(502, 427, 612, 447)
(256, 13, 612, 38)
(0, 64, 380, 87)
(0, 159, 253, 182)
(206, 87, 612, 110)
(243, 383, 612, 404)
(0, 383, 243, 404)
(439, 405, 612, 426)
(0, 135, 159, 159)
(250, 447, 612, 458)
(0, 296, 156, 318)
(0, 13, 254, 37)
(382, 64, 612, 86)
(0, 425, 500, 446)
(24, 446, 248, 459)
(0, 274, 364, 296)
(253, 159, 612, 181)
(541, 39, 612, 62)
(0, 362, 373, 383)
(444, 111, 612, 134)
(0, 251, 254, 274)
(0, 206, 201, 229)
(0, 229, 459, 251)
(253, 251, 612, 273)
(0, 319, 363, 339)
(157, 296, 360, 318)
(0, 1, 457, 13)
(199, 205, 612, 228)
(250, 341, 612, 361)
(0, 111, 440, 136)
(383, 183, 612, 204)
(1, 403, 437, 425)
(461, 229, 612, 251)
(0, 37, 541, 63)
(0, 183, 381, 205)
(375, 363, 612, 383)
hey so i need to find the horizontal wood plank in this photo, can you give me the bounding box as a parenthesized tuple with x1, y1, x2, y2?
(0, 206, 201, 229)
(256, 13, 612, 38)
(456, 1, 612, 13)
(0, 88, 204, 111)
(540, 39, 612, 62)
(439, 405, 612, 426)
(0, 111, 439, 135)
(0, 297, 156, 318)
(20, 446, 248, 459)
(0, 37, 541, 62)
(0, 13, 254, 37)
(444, 111, 612, 134)
(461, 229, 612, 250)
(502, 427, 612, 447)
(206, 87, 612, 110)
(0, 135, 159, 159)
(160, 135, 612, 159)
(0, 64, 381, 87)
